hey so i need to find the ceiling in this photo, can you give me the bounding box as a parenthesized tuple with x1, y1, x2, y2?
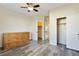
(0, 3, 69, 16)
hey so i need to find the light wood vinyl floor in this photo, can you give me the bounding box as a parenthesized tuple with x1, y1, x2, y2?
(0, 40, 79, 56)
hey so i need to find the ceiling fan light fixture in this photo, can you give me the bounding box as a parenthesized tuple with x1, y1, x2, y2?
(28, 7, 33, 11)
(21, 3, 40, 12)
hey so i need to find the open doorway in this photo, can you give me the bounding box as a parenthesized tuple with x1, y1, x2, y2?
(37, 20, 43, 44)
(37, 16, 49, 45)
(57, 17, 66, 45)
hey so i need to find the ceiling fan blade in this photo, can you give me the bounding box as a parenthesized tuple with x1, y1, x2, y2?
(33, 9, 38, 12)
(21, 6, 27, 8)
(27, 3, 30, 5)
(34, 5, 40, 8)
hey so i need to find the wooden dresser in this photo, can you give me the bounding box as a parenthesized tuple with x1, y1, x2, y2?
(3, 32, 30, 49)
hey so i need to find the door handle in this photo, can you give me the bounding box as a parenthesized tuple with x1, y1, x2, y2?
(77, 34, 79, 35)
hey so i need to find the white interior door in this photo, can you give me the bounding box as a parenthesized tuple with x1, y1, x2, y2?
(67, 15, 79, 51)
(57, 19, 66, 45)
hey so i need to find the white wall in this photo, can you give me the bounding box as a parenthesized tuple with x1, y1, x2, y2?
(49, 4, 79, 50)
(0, 5, 35, 47)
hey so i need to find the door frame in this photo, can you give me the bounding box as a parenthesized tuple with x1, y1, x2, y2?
(56, 17, 67, 45)
(36, 17, 44, 42)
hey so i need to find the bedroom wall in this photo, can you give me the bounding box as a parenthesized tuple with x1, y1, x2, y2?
(0, 5, 34, 47)
(49, 4, 79, 50)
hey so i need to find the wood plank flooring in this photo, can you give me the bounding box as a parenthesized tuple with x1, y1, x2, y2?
(0, 40, 79, 56)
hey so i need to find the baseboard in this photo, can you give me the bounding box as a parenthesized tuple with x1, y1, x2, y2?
(57, 43, 66, 46)
(67, 46, 79, 51)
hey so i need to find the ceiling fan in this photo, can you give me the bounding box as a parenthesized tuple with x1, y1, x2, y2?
(20, 3, 40, 12)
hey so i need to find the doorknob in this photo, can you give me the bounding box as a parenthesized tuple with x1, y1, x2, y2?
(77, 34, 79, 35)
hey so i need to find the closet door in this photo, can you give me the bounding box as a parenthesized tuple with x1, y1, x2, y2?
(57, 23, 66, 45)
(57, 18, 66, 45)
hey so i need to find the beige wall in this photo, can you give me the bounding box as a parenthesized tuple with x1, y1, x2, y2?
(49, 4, 79, 50)
(0, 5, 35, 47)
